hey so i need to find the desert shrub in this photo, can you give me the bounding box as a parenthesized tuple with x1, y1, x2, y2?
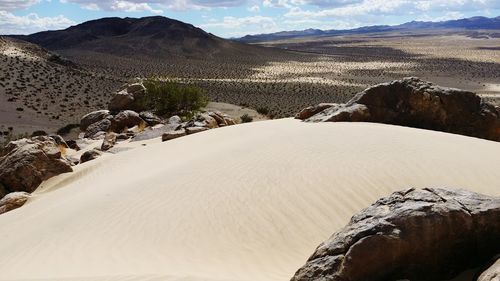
(256, 107, 269, 116)
(142, 80, 208, 117)
(56, 123, 79, 135)
(240, 114, 253, 123)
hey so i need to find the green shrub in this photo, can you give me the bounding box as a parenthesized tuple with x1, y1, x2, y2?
(240, 114, 253, 123)
(142, 80, 208, 117)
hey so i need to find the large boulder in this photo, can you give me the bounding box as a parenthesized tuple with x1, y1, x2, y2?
(0, 136, 73, 194)
(291, 188, 500, 281)
(80, 110, 111, 131)
(0, 192, 30, 215)
(111, 110, 146, 133)
(302, 78, 500, 141)
(108, 83, 147, 113)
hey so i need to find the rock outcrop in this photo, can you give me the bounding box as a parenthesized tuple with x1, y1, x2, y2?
(0, 192, 30, 215)
(298, 78, 500, 141)
(108, 83, 147, 113)
(0, 136, 72, 194)
(291, 188, 500, 281)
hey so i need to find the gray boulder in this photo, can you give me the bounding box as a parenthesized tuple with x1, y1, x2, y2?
(291, 188, 500, 281)
(80, 110, 111, 131)
(0, 136, 72, 194)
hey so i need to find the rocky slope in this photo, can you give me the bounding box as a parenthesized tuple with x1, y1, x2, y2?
(297, 77, 500, 141)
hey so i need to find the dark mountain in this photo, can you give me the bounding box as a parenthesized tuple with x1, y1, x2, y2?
(12, 16, 249, 59)
(237, 16, 500, 43)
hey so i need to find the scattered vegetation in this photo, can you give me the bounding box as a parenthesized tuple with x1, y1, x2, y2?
(256, 107, 270, 116)
(142, 80, 208, 117)
(240, 114, 253, 123)
(56, 123, 80, 135)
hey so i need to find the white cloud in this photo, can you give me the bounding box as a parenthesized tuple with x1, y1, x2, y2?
(417, 11, 465, 22)
(200, 15, 278, 36)
(0, 10, 75, 34)
(282, 0, 500, 20)
(0, 0, 41, 11)
(110, 1, 163, 14)
(248, 4, 260, 12)
(60, 0, 249, 12)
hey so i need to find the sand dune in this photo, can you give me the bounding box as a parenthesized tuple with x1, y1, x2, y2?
(0, 119, 499, 281)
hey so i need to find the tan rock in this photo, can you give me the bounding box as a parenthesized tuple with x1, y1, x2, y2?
(0, 136, 72, 194)
(0, 192, 30, 215)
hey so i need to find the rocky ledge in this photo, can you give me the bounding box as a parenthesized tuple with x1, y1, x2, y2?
(291, 188, 500, 281)
(296, 78, 500, 141)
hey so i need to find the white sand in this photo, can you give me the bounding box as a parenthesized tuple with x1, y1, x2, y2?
(0, 119, 499, 281)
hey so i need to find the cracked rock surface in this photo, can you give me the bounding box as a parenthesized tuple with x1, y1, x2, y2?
(291, 188, 500, 281)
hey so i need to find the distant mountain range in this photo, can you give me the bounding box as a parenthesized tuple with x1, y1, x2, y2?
(237, 16, 500, 43)
(12, 16, 256, 60)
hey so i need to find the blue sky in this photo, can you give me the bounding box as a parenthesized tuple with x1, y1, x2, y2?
(0, 0, 499, 37)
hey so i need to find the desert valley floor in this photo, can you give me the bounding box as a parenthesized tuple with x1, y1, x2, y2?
(1, 30, 500, 139)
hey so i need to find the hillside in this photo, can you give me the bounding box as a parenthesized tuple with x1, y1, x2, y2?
(0, 36, 122, 140)
(237, 16, 500, 43)
(15, 16, 283, 62)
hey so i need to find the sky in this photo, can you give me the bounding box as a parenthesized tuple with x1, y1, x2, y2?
(0, 0, 499, 38)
